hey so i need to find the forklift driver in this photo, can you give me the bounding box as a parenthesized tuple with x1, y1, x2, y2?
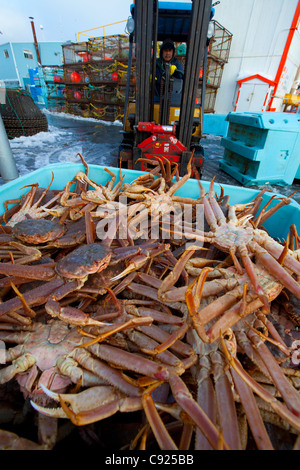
(154, 38, 184, 101)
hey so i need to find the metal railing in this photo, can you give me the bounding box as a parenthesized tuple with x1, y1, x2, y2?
(78, 20, 127, 43)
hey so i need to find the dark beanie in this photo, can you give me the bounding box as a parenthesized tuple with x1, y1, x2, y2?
(160, 39, 175, 58)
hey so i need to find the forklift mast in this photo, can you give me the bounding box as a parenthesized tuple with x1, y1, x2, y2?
(119, 0, 213, 177)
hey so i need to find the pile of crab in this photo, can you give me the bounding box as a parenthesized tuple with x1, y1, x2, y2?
(0, 154, 299, 450)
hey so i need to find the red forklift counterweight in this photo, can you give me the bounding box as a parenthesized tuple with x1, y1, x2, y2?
(119, 0, 213, 177)
(137, 122, 187, 171)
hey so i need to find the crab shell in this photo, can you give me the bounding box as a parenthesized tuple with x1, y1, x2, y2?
(12, 219, 65, 245)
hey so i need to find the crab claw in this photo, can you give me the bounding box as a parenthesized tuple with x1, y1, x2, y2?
(30, 384, 68, 418)
(31, 384, 142, 426)
(110, 265, 137, 281)
(110, 254, 155, 282)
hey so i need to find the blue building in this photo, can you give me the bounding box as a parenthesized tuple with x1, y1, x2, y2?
(0, 41, 63, 88)
(0, 41, 64, 107)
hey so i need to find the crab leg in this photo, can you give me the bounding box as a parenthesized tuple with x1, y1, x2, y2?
(45, 299, 109, 326)
(134, 306, 185, 325)
(256, 312, 290, 356)
(126, 328, 186, 370)
(195, 363, 216, 450)
(238, 243, 269, 310)
(157, 249, 195, 301)
(167, 154, 192, 197)
(86, 342, 171, 381)
(0, 279, 65, 318)
(207, 297, 263, 343)
(77, 316, 154, 346)
(250, 241, 300, 298)
(1, 202, 21, 224)
(60, 180, 86, 208)
(198, 181, 218, 231)
(0, 242, 42, 265)
(259, 236, 300, 276)
(237, 189, 268, 219)
(179, 423, 194, 450)
(111, 243, 170, 281)
(56, 356, 108, 387)
(128, 282, 162, 303)
(60, 393, 141, 426)
(0, 352, 36, 384)
(136, 322, 193, 358)
(293, 435, 300, 450)
(0, 263, 56, 280)
(197, 284, 245, 326)
(69, 348, 141, 397)
(247, 329, 300, 417)
(203, 265, 283, 342)
(290, 224, 299, 251)
(142, 391, 178, 450)
(186, 288, 209, 342)
(208, 178, 227, 226)
(168, 372, 230, 450)
(234, 327, 271, 379)
(139, 271, 240, 303)
(229, 366, 273, 450)
(211, 350, 242, 450)
(221, 336, 300, 432)
(6, 185, 38, 226)
(254, 196, 290, 228)
(0, 429, 46, 450)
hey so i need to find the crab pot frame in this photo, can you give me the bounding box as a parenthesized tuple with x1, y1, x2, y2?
(40, 19, 232, 121)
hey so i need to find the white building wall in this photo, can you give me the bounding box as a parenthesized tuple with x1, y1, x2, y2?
(213, 0, 300, 113)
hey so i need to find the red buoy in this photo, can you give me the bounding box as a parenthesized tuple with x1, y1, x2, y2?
(70, 72, 81, 83)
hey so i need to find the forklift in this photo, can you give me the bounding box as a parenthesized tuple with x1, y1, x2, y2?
(118, 0, 213, 178)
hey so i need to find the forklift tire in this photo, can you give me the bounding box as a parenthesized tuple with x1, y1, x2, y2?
(132, 147, 143, 171)
(119, 146, 133, 169)
(179, 151, 193, 177)
(191, 144, 204, 179)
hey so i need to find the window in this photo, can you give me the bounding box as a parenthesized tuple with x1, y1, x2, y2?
(23, 50, 34, 59)
(3, 49, 9, 58)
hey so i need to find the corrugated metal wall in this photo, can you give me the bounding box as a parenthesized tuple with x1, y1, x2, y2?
(213, 0, 300, 113)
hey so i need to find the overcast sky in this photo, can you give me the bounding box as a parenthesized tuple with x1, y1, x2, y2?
(0, 0, 135, 44)
(0, 1, 194, 44)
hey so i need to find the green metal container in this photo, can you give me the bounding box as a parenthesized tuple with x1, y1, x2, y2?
(219, 112, 300, 187)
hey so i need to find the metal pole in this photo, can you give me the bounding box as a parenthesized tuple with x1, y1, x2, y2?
(123, 33, 134, 130)
(0, 114, 19, 182)
(201, 46, 208, 129)
(178, 0, 212, 148)
(29, 17, 42, 65)
(149, 0, 159, 122)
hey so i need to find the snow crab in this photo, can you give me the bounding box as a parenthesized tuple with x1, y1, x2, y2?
(0, 154, 299, 450)
(75, 167, 124, 204)
(163, 179, 300, 339)
(0, 306, 227, 451)
(0, 317, 150, 448)
(0, 197, 172, 326)
(122, 156, 203, 240)
(154, 312, 300, 450)
(4, 173, 62, 228)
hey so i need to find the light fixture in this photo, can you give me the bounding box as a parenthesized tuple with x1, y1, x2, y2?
(207, 21, 215, 39)
(126, 16, 135, 34)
